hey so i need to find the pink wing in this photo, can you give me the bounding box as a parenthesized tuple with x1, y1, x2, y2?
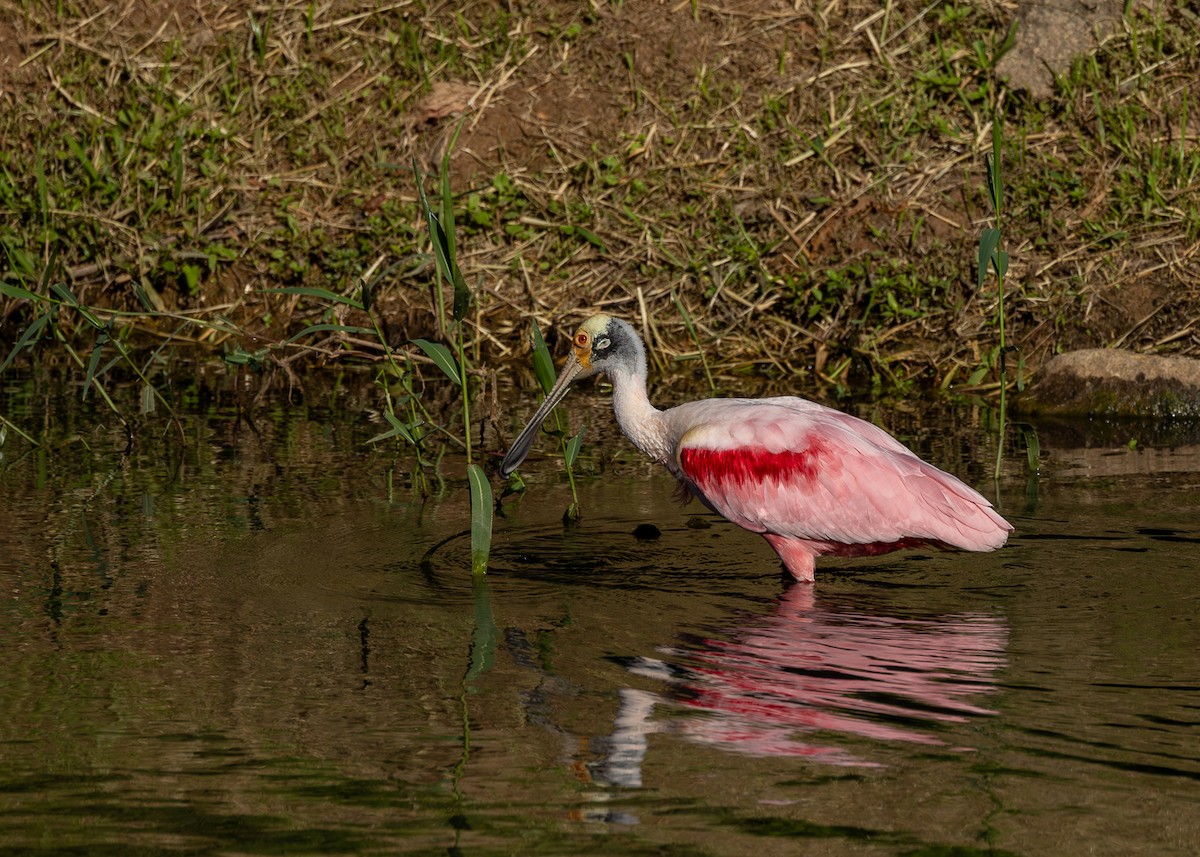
(670, 399, 1010, 551)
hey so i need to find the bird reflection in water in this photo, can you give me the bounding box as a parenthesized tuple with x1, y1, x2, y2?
(590, 585, 1008, 786)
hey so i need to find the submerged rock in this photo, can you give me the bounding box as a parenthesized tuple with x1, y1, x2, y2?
(1016, 349, 1200, 419)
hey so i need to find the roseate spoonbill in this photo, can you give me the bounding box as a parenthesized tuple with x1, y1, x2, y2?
(500, 314, 1012, 582)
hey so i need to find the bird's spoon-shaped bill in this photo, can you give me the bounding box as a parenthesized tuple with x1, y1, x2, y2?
(500, 354, 586, 476)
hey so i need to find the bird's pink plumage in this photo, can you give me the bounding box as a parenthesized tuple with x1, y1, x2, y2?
(679, 442, 826, 486)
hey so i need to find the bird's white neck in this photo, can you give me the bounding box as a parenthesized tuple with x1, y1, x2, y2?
(608, 357, 671, 464)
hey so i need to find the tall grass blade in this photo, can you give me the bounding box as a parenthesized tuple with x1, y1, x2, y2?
(530, 319, 556, 394)
(988, 107, 1009, 483)
(439, 160, 469, 323)
(984, 153, 999, 213)
(977, 227, 1001, 288)
(990, 122, 1004, 211)
(467, 463, 493, 575)
(412, 157, 468, 307)
(411, 338, 461, 384)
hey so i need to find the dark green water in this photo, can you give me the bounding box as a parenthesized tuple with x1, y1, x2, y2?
(1, 380, 1198, 855)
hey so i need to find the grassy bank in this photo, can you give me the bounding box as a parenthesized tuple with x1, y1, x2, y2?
(1, 0, 1198, 403)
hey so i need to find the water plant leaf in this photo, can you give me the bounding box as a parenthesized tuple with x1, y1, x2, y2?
(367, 410, 416, 445)
(564, 428, 584, 468)
(224, 347, 267, 370)
(1018, 422, 1041, 473)
(411, 338, 461, 385)
(467, 463, 493, 575)
(465, 573, 498, 683)
(0, 310, 51, 375)
(530, 319, 556, 395)
(977, 227, 1001, 288)
(83, 327, 110, 400)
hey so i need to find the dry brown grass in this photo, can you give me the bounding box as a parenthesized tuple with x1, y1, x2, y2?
(2, 0, 1199, 397)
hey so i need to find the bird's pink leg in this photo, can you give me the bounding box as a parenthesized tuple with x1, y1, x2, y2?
(762, 534, 817, 583)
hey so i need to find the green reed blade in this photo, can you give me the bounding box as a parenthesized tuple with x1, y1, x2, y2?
(467, 463, 493, 575)
(411, 338, 461, 385)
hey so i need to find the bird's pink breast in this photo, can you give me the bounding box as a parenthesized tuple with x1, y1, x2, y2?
(681, 443, 826, 486)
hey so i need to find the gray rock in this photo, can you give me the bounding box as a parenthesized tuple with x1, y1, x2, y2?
(1016, 349, 1200, 418)
(995, 0, 1124, 99)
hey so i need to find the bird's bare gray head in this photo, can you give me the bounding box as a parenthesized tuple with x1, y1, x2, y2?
(569, 314, 646, 383)
(500, 314, 646, 476)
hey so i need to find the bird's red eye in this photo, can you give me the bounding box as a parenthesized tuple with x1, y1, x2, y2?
(575, 332, 589, 347)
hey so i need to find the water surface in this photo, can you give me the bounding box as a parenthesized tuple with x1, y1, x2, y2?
(1, 384, 1198, 855)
